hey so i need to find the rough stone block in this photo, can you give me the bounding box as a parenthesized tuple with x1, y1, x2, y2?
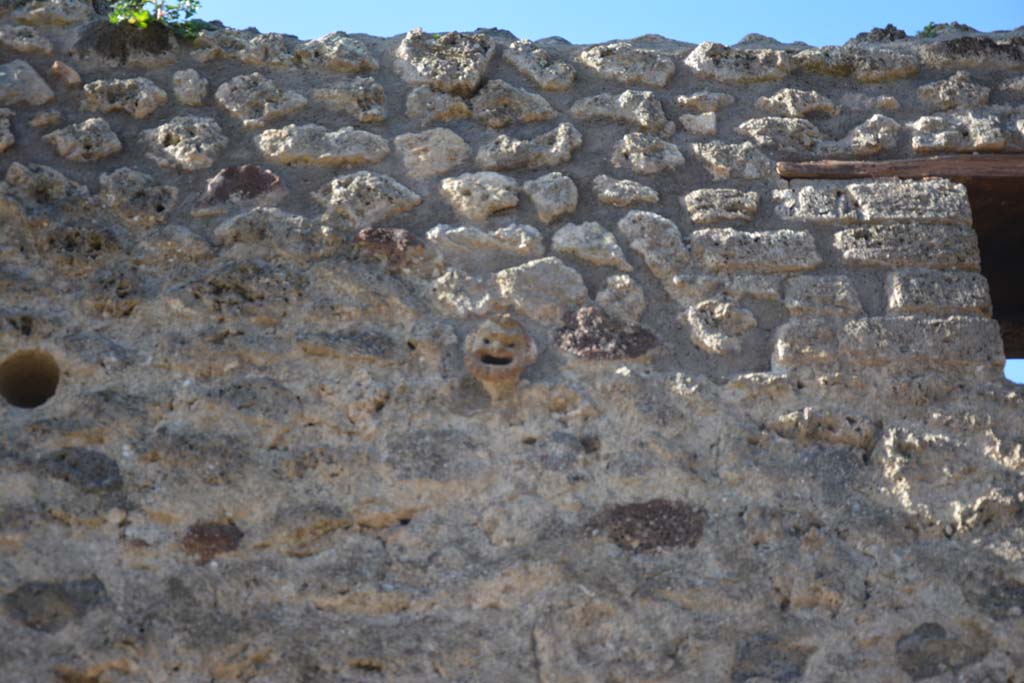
(593, 175, 658, 207)
(42, 117, 121, 162)
(82, 77, 167, 119)
(471, 79, 555, 128)
(393, 29, 495, 95)
(441, 172, 519, 222)
(840, 316, 1004, 366)
(683, 188, 758, 224)
(772, 318, 840, 370)
(678, 112, 715, 136)
(141, 116, 228, 171)
(0, 59, 53, 106)
(215, 72, 307, 129)
(578, 42, 675, 87)
(684, 42, 792, 83)
(312, 77, 386, 123)
(917, 71, 990, 111)
(909, 112, 1006, 153)
(505, 39, 575, 91)
(495, 257, 588, 323)
(256, 124, 389, 166)
(523, 172, 578, 223)
(755, 88, 837, 117)
(552, 221, 631, 270)
(689, 141, 773, 180)
(886, 270, 992, 316)
(617, 210, 688, 280)
(775, 179, 971, 225)
(737, 116, 824, 151)
(833, 224, 980, 270)
(476, 122, 582, 171)
(785, 275, 863, 317)
(691, 228, 821, 273)
(610, 132, 683, 174)
(313, 171, 421, 227)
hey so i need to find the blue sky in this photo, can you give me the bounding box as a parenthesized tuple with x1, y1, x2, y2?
(192, 0, 1024, 384)
(195, 0, 1021, 44)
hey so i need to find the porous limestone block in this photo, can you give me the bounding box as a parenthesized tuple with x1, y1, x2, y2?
(294, 32, 378, 72)
(43, 117, 121, 162)
(215, 72, 307, 129)
(616, 210, 688, 280)
(494, 257, 589, 323)
(775, 179, 971, 225)
(909, 112, 1006, 153)
(427, 224, 544, 266)
(570, 90, 673, 134)
(476, 123, 582, 171)
(394, 128, 469, 178)
(11, 0, 92, 26)
(49, 60, 80, 87)
(689, 142, 773, 180)
(827, 114, 900, 157)
(256, 124, 389, 166)
(0, 24, 52, 54)
(313, 171, 421, 227)
(552, 222, 631, 270)
(593, 175, 658, 207)
(784, 275, 863, 317)
(840, 316, 1004, 367)
(173, 69, 208, 106)
(393, 29, 495, 95)
(917, 71, 990, 111)
(684, 42, 791, 83)
(596, 274, 646, 323)
(99, 167, 177, 226)
(772, 318, 841, 370)
(755, 88, 837, 117)
(839, 93, 900, 112)
(610, 132, 683, 174)
(523, 172, 578, 223)
(405, 86, 470, 122)
(834, 224, 980, 270)
(312, 77, 386, 123)
(683, 189, 758, 224)
(578, 42, 675, 87)
(471, 79, 555, 128)
(737, 116, 824, 151)
(504, 39, 576, 91)
(441, 172, 519, 222)
(678, 112, 715, 136)
(0, 59, 53, 106)
(691, 228, 821, 273)
(677, 91, 735, 113)
(768, 407, 877, 449)
(886, 270, 992, 316)
(141, 116, 228, 171)
(82, 78, 167, 119)
(794, 46, 918, 82)
(686, 298, 757, 355)
(919, 35, 1024, 70)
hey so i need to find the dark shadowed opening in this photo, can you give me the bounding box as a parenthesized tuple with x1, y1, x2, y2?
(0, 349, 60, 408)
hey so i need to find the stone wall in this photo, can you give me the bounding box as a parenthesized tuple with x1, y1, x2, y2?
(2, 3, 1024, 680)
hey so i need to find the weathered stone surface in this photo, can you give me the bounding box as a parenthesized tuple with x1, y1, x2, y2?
(2, 577, 108, 633)
(556, 306, 657, 359)
(294, 32, 378, 72)
(678, 111, 716, 136)
(596, 273, 646, 322)
(470, 79, 555, 128)
(141, 115, 227, 170)
(687, 298, 757, 354)
(210, 207, 309, 249)
(617, 210, 687, 279)
(393, 29, 495, 95)
(522, 172, 577, 223)
(840, 316, 1004, 366)
(784, 275, 863, 317)
(738, 116, 825, 151)
(0, 107, 13, 152)
(886, 269, 991, 316)
(919, 36, 1024, 70)
(684, 42, 792, 83)
(610, 132, 683, 174)
(11, 0, 93, 26)
(772, 317, 841, 369)
(839, 92, 900, 111)
(570, 89, 673, 134)
(918, 70, 990, 111)
(834, 223, 981, 269)
(194, 165, 286, 217)
(826, 114, 901, 156)
(99, 167, 176, 226)
(578, 41, 675, 87)
(42, 117, 121, 162)
(677, 91, 735, 112)
(683, 188, 758, 224)
(909, 112, 1006, 153)
(405, 86, 470, 122)
(82, 77, 166, 119)
(476, 122, 582, 171)
(394, 128, 469, 178)
(214, 72, 307, 129)
(49, 60, 80, 87)
(794, 46, 918, 82)
(756, 87, 837, 117)
(256, 124, 389, 166)
(768, 407, 877, 449)
(313, 77, 386, 123)
(312, 171, 421, 227)
(593, 174, 658, 207)
(774, 178, 971, 225)
(0, 24, 52, 54)
(552, 221, 631, 270)
(441, 171, 519, 221)
(495, 257, 588, 323)
(689, 141, 773, 180)
(172, 68, 207, 106)
(504, 39, 575, 91)
(691, 228, 821, 272)
(0, 59, 53, 105)
(427, 224, 543, 267)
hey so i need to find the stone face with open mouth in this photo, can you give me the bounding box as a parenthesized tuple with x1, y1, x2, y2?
(464, 315, 537, 400)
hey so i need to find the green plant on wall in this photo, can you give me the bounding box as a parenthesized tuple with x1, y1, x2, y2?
(108, 0, 204, 39)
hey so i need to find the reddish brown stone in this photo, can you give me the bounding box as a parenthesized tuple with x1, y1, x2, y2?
(181, 520, 243, 564)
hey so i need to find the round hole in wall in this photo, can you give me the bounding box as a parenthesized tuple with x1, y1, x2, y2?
(0, 349, 60, 408)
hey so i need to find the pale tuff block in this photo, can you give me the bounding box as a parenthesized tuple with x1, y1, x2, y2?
(886, 270, 992, 316)
(840, 316, 1004, 366)
(691, 228, 821, 273)
(833, 224, 980, 270)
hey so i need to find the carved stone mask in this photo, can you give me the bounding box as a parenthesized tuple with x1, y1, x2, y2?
(464, 315, 537, 399)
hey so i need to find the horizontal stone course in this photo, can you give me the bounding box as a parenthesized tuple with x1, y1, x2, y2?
(691, 228, 822, 273)
(840, 316, 1004, 366)
(833, 224, 980, 270)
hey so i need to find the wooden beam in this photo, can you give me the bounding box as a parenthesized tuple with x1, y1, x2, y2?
(777, 155, 1024, 181)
